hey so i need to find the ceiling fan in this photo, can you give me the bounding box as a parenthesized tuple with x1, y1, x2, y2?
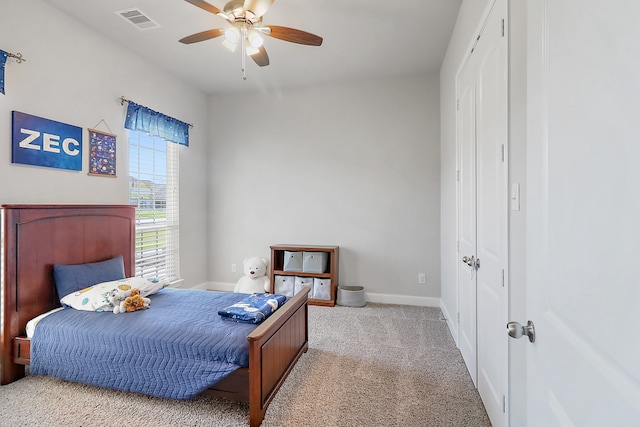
(179, 0, 323, 79)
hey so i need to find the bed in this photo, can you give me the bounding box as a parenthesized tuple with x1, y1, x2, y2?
(0, 204, 309, 427)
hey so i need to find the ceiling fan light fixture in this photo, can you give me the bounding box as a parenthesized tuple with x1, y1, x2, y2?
(224, 26, 240, 43)
(245, 40, 260, 56)
(222, 38, 238, 52)
(247, 30, 264, 48)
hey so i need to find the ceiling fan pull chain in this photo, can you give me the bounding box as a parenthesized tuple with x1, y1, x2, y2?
(241, 26, 247, 80)
(241, 51, 246, 80)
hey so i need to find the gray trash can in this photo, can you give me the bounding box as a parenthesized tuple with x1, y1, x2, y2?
(337, 286, 366, 307)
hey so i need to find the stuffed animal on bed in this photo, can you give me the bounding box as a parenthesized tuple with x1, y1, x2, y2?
(119, 291, 151, 313)
(107, 287, 151, 314)
(234, 257, 270, 294)
(105, 285, 133, 307)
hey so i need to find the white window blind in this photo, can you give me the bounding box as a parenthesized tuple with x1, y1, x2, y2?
(129, 131, 180, 281)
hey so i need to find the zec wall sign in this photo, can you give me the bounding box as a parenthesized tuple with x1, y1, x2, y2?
(12, 111, 82, 171)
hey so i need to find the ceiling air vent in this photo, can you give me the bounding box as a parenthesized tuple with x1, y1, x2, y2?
(116, 8, 160, 31)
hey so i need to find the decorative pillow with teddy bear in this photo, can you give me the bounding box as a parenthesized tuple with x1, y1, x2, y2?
(60, 277, 169, 312)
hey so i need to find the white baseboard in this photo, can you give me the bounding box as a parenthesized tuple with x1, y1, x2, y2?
(439, 302, 458, 347)
(190, 281, 235, 292)
(364, 292, 440, 307)
(189, 282, 441, 308)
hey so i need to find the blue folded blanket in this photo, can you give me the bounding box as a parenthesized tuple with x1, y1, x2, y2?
(218, 293, 287, 324)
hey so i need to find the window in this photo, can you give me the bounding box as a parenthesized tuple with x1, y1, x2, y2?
(129, 131, 180, 281)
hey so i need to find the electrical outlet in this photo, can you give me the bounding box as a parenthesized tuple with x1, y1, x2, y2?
(231, 264, 237, 273)
(418, 273, 426, 284)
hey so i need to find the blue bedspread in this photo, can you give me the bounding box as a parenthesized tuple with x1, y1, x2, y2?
(31, 289, 259, 399)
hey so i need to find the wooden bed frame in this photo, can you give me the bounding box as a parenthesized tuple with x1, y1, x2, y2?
(0, 204, 308, 427)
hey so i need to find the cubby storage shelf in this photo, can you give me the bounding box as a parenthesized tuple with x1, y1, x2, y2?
(270, 245, 339, 307)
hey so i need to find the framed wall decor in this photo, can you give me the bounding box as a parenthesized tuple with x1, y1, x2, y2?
(12, 111, 83, 171)
(88, 128, 116, 177)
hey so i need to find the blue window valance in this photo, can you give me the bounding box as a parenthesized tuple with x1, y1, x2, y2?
(124, 101, 190, 147)
(0, 50, 8, 95)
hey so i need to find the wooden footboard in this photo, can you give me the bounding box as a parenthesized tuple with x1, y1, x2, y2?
(204, 288, 309, 427)
(248, 288, 309, 427)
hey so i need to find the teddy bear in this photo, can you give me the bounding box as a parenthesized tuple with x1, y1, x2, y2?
(107, 287, 151, 314)
(234, 257, 270, 294)
(119, 291, 151, 313)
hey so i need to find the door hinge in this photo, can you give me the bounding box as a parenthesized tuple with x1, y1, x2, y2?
(457, 312, 460, 325)
(502, 19, 505, 37)
(500, 144, 505, 162)
(502, 395, 506, 413)
(502, 269, 505, 287)
(456, 99, 460, 111)
(456, 169, 460, 182)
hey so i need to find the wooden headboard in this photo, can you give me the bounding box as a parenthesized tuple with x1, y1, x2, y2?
(1, 204, 135, 384)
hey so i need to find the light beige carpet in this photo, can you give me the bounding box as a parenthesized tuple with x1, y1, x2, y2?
(0, 303, 491, 427)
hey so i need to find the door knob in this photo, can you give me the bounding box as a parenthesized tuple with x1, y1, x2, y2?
(462, 255, 479, 269)
(507, 320, 535, 343)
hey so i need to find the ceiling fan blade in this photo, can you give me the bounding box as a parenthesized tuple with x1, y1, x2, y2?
(251, 46, 270, 67)
(266, 26, 323, 46)
(244, 0, 275, 18)
(184, 0, 223, 16)
(179, 28, 224, 44)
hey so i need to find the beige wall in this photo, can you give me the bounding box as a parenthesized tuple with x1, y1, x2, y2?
(207, 74, 442, 304)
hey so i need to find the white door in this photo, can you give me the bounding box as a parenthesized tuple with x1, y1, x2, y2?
(456, 2, 509, 425)
(475, 1, 508, 426)
(524, 0, 640, 424)
(457, 50, 478, 385)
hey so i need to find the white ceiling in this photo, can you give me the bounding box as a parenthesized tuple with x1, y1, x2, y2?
(42, 0, 462, 95)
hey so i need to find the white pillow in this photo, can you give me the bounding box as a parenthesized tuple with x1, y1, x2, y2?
(60, 277, 170, 312)
(107, 276, 170, 298)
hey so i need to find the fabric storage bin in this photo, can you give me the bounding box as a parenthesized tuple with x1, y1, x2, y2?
(294, 276, 314, 296)
(302, 251, 328, 273)
(273, 275, 295, 297)
(312, 278, 331, 300)
(337, 286, 366, 307)
(283, 251, 303, 272)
